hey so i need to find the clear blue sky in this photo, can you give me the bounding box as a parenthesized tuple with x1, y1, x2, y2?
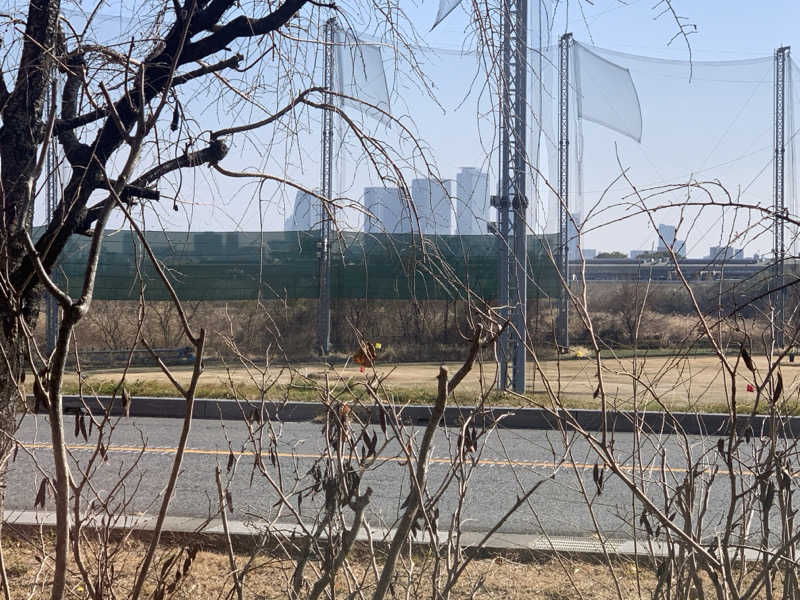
(427, 1, 800, 60)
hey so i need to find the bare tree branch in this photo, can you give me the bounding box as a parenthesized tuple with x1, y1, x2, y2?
(171, 53, 243, 85)
(134, 138, 229, 186)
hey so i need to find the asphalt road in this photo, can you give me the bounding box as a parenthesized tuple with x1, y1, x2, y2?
(8, 414, 754, 540)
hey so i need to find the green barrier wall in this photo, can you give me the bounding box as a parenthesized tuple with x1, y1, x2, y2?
(49, 230, 559, 301)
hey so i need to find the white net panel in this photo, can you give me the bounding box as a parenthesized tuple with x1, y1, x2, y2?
(432, 0, 464, 31)
(334, 29, 391, 118)
(573, 43, 642, 143)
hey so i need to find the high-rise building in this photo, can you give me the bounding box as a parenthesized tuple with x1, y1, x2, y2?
(364, 187, 386, 233)
(567, 212, 581, 260)
(411, 178, 452, 235)
(708, 245, 744, 261)
(363, 186, 410, 233)
(285, 189, 316, 231)
(657, 224, 676, 250)
(656, 223, 686, 257)
(364, 186, 407, 233)
(455, 167, 489, 235)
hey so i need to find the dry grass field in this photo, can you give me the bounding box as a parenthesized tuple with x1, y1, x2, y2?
(61, 352, 800, 414)
(2, 532, 656, 599)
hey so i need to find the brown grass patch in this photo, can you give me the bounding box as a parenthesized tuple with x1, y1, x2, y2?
(2, 531, 658, 599)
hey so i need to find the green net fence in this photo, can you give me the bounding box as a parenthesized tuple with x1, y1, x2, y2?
(49, 230, 560, 302)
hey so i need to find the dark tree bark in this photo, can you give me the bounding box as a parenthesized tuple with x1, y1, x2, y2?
(0, 0, 62, 566)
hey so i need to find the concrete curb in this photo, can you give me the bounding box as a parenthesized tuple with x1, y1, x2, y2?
(33, 395, 800, 437)
(5, 510, 728, 560)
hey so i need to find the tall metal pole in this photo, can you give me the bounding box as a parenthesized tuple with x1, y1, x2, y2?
(491, 0, 528, 392)
(556, 33, 572, 353)
(317, 17, 336, 355)
(45, 74, 59, 355)
(510, 0, 528, 392)
(492, 2, 512, 389)
(774, 45, 789, 350)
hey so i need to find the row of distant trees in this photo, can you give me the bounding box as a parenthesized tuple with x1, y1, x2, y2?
(70, 275, 788, 362)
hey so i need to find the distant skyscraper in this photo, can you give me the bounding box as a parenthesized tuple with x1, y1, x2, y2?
(364, 187, 383, 233)
(567, 212, 581, 260)
(363, 186, 410, 233)
(657, 224, 676, 250)
(285, 189, 316, 230)
(455, 167, 489, 235)
(411, 178, 452, 235)
(708, 245, 744, 261)
(364, 186, 407, 233)
(657, 223, 686, 256)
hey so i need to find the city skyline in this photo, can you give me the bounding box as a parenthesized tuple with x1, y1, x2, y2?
(287, 167, 491, 236)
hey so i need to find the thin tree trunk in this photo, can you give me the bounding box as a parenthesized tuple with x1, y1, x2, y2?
(47, 309, 78, 600)
(372, 367, 448, 600)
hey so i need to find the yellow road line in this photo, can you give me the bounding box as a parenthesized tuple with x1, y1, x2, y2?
(21, 442, 711, 475)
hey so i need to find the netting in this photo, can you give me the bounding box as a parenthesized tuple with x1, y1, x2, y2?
(432, 0, 463, 30)
(533, 39, 800, 260)
(49, 230, 559, 302)
(334, 29, 391, 119)
(573, 43, 642, 143)
(320, 38, 504, 237)
(299, 15, 800, 266)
